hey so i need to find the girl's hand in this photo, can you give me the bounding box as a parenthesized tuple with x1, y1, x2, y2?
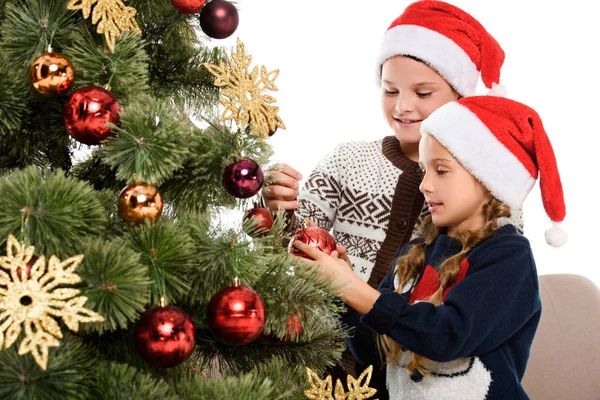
(262, 163, 302, 212)
(293, 241, 356, 284)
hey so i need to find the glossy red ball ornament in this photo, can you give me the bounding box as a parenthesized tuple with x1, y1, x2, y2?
(222, 158, 264, 198)
(288, 226, 336, 259)
(199, 0, 239, 39)
(243, 207, 273, 237)
(170, 0, 206, 14)
(63, 86, 120, 146)
(135, 303, 196, 368)
(207, 279, 266, 345)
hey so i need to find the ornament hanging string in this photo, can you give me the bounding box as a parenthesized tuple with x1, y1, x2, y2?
(149, 249, 168, 302)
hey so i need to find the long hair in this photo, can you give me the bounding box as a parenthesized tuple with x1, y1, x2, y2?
(377, 197, 511, 376)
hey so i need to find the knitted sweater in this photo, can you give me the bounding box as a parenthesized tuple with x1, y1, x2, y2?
(298, 136, 524, 289)
(342, 225, 541, 400)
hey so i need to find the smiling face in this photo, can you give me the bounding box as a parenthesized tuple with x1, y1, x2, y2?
(380, 56, 458, 160)
(418, 134, 491, 237)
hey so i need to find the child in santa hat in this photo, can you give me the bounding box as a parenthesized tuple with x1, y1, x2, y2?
(263, 2, 520, 393)
(294, 94, 566, 399)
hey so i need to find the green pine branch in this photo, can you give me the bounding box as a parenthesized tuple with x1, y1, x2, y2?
(0, 165, 107, 257)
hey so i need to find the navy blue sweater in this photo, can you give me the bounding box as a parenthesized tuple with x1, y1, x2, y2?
(342, 225, 541, 399)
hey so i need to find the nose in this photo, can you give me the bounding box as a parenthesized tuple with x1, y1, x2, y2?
(395, 91, 414, 114)
(419, 171, 432, 194)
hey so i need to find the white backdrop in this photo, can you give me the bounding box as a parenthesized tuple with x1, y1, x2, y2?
(208, 0, 598, 287)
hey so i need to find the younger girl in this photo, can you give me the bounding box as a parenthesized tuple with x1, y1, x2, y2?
(295, 95, 567, 399)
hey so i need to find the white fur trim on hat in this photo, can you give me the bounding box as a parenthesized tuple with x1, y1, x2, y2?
(421, 102, 536, 209)
(377, 24, 479, 96)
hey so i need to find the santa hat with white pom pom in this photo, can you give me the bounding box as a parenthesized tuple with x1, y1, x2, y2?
(421, 93, 567, 247)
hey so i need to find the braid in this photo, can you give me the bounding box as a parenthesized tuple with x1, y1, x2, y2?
(378, 197, 511, 374)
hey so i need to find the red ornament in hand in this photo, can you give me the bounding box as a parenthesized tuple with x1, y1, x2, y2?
(170, 0, 206, 14)
(63, 86, 120, 146)
(135, 302, 196, 368)
(199, 0, 239, 39)
(243, 207, 273, 237)
(288, 226, 336, 259)
(222, 158, 264, 198)
(207, 279, 266, 345)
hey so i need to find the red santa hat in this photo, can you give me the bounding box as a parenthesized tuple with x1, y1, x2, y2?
(420, 96, 567, 247)
(377, 0, 504, 96)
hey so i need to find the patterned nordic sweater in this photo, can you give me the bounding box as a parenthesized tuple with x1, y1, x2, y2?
(298, 136, 524, 289)
(342, 225, 541, 400)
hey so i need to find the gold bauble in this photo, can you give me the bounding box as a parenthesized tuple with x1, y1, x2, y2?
(117, 182, 163, 225)
(30, 51, 75, 97)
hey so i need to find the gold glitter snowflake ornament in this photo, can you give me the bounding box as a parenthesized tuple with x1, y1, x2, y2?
(204, 38, 286, 138)
(67, 0, 142, 53)
(0, 235, 104, 370)
(304, 365, 378, 399)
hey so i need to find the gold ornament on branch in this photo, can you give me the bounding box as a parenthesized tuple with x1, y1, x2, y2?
(203, 38, 286, 138)
(304, 365, 378, 400)
(67, 0, 142, 53)
(0, 235, 104, 370)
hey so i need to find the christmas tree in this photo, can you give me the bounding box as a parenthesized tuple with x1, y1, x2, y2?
(0, 1, 351, 398)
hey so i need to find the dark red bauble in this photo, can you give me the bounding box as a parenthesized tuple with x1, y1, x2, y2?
(284, 314, 303, 342)
(222, 158, 264, 198)
(16, 255, 38, 279)
(170, 0, 206, 14)
(199, 0, 239, 39)
(243, 207, 273, 237)
(207, 281, 266, 345)
(135, 305, 196, 368)
(288, 226, 336, 259)
(63, 86, 120, 146)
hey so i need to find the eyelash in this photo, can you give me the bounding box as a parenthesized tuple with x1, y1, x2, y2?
(420, 169, 448, 178)
(383, 90, 433, 97)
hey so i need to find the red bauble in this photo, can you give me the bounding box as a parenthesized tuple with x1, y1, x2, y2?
(199, 0, 239, 39)
(222, 158, 264, 198)
(135, 305, 196, 368)
(16, 255, 38, 279)
(243, 207, 273, 237)
(170, 0, 206, 14)
(207, 280, 266, 345)
(288, 226, 336, 259)
(284, 314, 303, 342)
(63, 86, 120, 146)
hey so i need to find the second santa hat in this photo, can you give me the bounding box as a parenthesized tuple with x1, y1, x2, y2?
(377, 0, 504, 96)
(420, 96, 567, 247)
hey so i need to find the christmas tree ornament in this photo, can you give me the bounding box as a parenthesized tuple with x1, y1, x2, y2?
(135, 298, 196, 368)
(243, 207, 273, 237)
(207, 277, 265, 345)
(222, 158, 264, 198)
(30, 49, 75, 97)
(199, 0, 239, 39)
(63, 85, 121, 146)
(67, 0, 142, 53)
(284, 313, 303, 341)
(16, 255, 38, 279)
(204, 38, 286, 137)
(117, 182, 164, 225)
(288, 225, 336, 260)
(304, 365, 377, 400)
(170, 0, 206, 14)
(0, 235, 104, 370)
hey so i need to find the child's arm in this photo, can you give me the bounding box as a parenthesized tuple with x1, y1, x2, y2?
(293, 241, 381, 314)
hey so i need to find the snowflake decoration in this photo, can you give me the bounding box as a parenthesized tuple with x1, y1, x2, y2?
(0, 235, 104, 370)
(204, 38, 286, 138)
(67, 0, 142, 53)
(304, 365, 378, 400)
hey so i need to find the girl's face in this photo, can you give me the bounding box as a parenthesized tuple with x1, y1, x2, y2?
(381, 56, 458, 160)
(418, 134, 491, 237)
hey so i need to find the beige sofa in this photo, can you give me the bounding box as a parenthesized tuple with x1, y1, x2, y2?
(522, 274, 600, 399)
